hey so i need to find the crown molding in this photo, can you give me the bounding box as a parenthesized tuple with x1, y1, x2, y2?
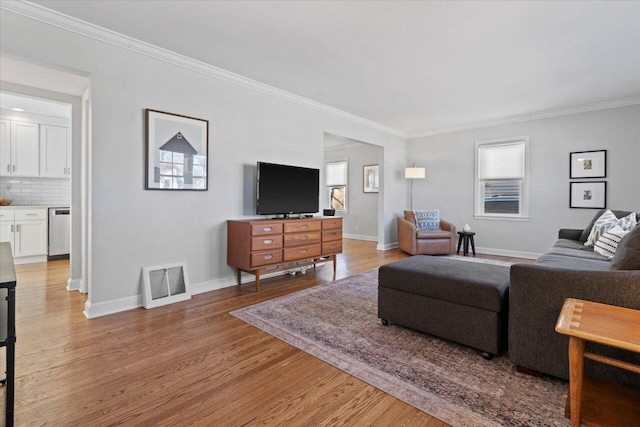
(409, 96, 640, 139)
(1, 1, 408, 139)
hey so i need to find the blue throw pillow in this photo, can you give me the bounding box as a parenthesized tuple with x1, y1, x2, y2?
(414, 209, 440, 231)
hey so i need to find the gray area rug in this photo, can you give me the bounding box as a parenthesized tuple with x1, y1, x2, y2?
(231, 261, 569, 427)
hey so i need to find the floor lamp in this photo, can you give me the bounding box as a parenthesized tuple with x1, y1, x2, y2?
(405, 165, 425, 211)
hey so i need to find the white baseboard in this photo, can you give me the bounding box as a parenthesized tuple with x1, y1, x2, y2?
(13, 255, 47, 265)
(67, 278, 83, 292)
(475, 247, 541, 260)
(377, 242, 399, 251)
(84, 295, 141, 319)
(343, 233, 378, 242)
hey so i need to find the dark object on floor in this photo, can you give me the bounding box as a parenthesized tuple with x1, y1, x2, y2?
(456, 231, 476, 256)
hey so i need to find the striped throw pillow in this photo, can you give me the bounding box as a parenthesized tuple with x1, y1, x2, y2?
(585, 211, 637, 247)
(594, 225, 631, 258)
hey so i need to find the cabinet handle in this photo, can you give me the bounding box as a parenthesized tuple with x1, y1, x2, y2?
(264, 227, 272, 232)
(301, 225, 308, 229)
(10, 225, 14, 232)
(26, 213, 37, 216)
(263, 239, 273, 244)
(264, 254, 273, 260)
(300, 249, 308, 254)
(16, 224, 20, 232)
(301, 236, 308, 240)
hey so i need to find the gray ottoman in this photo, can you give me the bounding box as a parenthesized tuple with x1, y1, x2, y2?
(378, 255, 510, 357)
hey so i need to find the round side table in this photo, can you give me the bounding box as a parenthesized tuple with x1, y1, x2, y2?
(456, 231, 476, 256)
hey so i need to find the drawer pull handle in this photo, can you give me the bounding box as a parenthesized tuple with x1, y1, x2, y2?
(301, 225, 308, 229)
(264, 227, 272, 232)
(301, 236, 308, 240)
(300, 249, 308, 254)
(26, 213, 37, 216)
(264, 254, 273, 260)
(263, 239, 273, 244)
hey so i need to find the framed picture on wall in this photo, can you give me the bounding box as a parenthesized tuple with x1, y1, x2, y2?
(570, 181, 606, 209)
(570, 150, 606, 179)
(145, 109, 209, 191)
(363, 164, 379, 193)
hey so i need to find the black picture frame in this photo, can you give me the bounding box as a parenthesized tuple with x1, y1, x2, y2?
(569, 150, 606, 179)
(570, 181, 606, 209)
(145, 109, 209, 191)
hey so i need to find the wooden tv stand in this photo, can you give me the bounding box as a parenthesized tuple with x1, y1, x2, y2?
(227, 217, 342, 291)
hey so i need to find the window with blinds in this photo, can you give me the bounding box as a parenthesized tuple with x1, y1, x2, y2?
(475, 137, 529, 218)
(325, 160, 348, 212)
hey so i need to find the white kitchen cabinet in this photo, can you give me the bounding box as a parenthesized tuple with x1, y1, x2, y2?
(0, 120, 40, 177)
(0, 208, 47, 258)
(40, 124, 71, 178)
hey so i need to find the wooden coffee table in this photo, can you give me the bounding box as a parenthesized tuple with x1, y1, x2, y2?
(555, 298, 640, 427)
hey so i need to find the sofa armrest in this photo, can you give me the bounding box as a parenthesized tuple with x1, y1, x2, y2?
(397, 217, 417, 255)
(440, 219, 457, 253)
(558, 228, 583, 240)
(509, 264, 640, 385)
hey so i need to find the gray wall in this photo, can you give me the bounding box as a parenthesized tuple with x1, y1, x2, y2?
(0, 8, 407, 316)
(323, 135, 381, 240)
(408, 105, 640, 257)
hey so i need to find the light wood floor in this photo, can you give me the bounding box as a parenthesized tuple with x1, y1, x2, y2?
(1, 240, 532, 426)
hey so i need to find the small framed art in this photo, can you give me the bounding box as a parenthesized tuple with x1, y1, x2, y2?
(145, 109, 209, 191)
(570, 150, 606, 179)
(363, 164, 379, 193)
(570, 181, 606, 209)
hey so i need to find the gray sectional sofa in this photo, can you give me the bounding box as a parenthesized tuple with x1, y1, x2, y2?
(509, 209, 640, 391)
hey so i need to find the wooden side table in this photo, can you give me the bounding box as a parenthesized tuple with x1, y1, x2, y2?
(555, 298, 640, 427)
(456, 231, 475, 256)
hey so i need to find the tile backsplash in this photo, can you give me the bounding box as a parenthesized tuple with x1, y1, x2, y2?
(0, 177, 70, 206)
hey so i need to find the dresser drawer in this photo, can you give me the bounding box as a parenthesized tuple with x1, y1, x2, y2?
(284, 221, 321, 234)
(283, 243, 321, 261)
(15, 209, 47, 221)
(284, 232, 321, 247)
(251, 222, 283, 236)
(251, 249, 283, 267)
(322, 229, 342, 242)
(322, 218, 342, 230)
(251, 235, 283, 251)
(323, 241, 342, 254)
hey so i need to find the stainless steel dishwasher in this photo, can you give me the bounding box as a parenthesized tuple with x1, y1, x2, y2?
(48, 207, 70, 260)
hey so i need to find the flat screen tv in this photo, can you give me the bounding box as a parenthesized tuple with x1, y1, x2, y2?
(256, 162, 319, 216)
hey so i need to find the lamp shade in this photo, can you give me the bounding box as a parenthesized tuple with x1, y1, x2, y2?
(405, 167, 426, 179)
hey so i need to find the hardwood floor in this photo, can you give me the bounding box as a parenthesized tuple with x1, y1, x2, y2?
(1, 240, 532, 426)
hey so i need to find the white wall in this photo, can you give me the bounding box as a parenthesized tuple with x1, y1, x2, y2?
(0, 8, 407, 316)
(408, 105, 640, 257)
(323, 135, 381, 240)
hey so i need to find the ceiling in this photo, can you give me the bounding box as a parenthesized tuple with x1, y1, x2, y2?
(29, 0, 640, 136)
(0, 92, 72, 118)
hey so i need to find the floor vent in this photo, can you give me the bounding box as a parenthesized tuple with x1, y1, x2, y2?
(142, 262, 191, 309)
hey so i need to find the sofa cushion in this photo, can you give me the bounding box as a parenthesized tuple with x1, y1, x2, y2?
(378, 256, 509, 312)
(609, 225, 640, 270)
(414, 209, 440, 231)
(579, 209, 639, 242)
(594, 225, 630, 259)
(548, 239, 611, 261)
(416, 229, 451, 239)
(535, 253, 610, 271)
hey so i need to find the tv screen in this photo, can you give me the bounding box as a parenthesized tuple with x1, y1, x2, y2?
(256, 162, 320, 216)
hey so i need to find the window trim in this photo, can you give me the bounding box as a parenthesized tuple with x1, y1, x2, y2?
(325, 159, 348, 214)
(474, 136, 529, 221)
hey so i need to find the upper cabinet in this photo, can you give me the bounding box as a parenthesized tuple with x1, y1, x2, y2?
(40, 125, 70, 178)
(0, 119, 40, 177)
(0, 118, 70, 179)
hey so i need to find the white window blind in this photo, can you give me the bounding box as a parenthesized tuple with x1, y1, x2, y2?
(326, 161, 347, 186)
(478, 142, 524, 180)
